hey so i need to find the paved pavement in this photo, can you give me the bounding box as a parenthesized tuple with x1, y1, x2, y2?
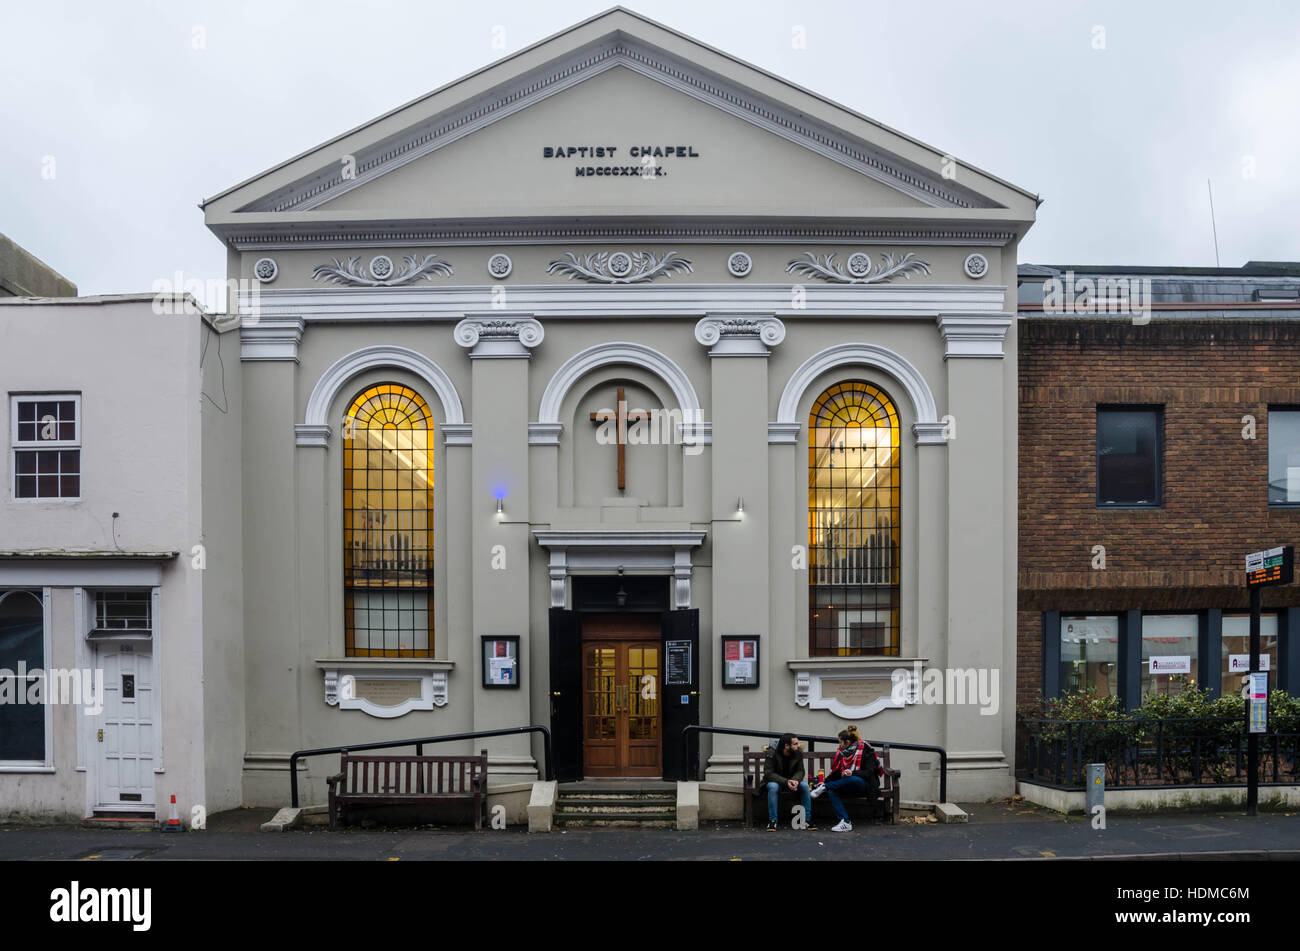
(2, 798, 1298, 861)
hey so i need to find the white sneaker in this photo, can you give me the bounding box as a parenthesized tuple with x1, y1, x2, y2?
(832, 819, 853, 832)
(810, 784, 826, 799)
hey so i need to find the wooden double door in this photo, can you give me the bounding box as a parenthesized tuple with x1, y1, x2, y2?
(582, 614, 661, 777)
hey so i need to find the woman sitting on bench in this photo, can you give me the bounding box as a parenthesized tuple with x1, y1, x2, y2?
(811, 725, 878, 832)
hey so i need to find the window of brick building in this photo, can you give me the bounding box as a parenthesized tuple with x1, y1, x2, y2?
(1267, 408, 1300, 505)
(1060, 615, 1118, 696)
(1140, 614, 1198, 698)
(1221, 613, 1279, 694)
(1097, 406, 1162, 506)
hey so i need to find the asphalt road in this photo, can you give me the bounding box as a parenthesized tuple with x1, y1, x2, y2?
(2, 800, 1299, 861)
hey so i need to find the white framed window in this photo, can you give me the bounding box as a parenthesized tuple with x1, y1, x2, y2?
(10, 394, 81, 500)
(0, 588, 53, 769)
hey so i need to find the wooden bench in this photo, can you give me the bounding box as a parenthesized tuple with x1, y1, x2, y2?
(327, 750, 488, 830)
(742, 744, 900, 827)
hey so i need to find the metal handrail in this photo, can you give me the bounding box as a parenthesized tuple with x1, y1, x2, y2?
(680, 725, 949, 804)
(287, 725, 553, 807)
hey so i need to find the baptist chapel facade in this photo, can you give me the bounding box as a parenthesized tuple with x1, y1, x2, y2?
(0, 8, 1035, 820)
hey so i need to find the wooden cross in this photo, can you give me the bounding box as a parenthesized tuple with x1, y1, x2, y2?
(590, 387, 650, 492)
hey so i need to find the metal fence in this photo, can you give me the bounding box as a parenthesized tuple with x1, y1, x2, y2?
(1020, 716, 1300, 788)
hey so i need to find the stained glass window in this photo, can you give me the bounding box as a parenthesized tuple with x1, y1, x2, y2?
(343, 384, 434, 657)
(808, 382, 900, 656)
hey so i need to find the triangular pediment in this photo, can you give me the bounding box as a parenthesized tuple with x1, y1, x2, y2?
(203, 8, 1036, 238)
(311, 65, 937, 219)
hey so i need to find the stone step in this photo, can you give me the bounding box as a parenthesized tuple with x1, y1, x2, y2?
(557, 794, 675, 806)
(81, 815, 157, 831)
(555, 803, 675, 817)
(554, 813, 676, 828)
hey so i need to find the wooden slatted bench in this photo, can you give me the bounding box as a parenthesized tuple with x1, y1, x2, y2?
(327, 750, 488, 830)
(742, 744, 900, 827)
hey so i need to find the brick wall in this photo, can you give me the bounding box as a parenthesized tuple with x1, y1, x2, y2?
(1017, 318, 1300, 710)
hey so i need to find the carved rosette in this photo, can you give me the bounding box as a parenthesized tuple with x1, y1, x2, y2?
(963, 253, 989, 279)
(311, 253, 453, 287)
(694, 315, 786, 356)
(546, 250, 693, 284)
(454, 316, 544, 358)
(786, 251, 931, 285)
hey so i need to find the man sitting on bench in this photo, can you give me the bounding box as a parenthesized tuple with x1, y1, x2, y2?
(810, 725, 879, 832)
(761, 733, 814, 831)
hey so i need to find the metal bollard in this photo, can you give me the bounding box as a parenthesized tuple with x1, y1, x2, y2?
(1085, 762, 1105, 816)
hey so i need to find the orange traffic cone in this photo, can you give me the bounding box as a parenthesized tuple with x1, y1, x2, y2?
(163, 794, 183, 833)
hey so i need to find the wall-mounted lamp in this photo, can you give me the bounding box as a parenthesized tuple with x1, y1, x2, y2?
(736, 497, 745, 515)
(496, 497, 505, 518)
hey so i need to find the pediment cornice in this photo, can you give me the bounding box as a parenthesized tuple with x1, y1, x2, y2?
(214, 35, 1007, 222)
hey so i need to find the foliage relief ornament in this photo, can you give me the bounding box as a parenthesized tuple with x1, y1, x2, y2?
(546, 250, 693, 284)
(785, 251, 931, 285)
(311, 253, 454, 287)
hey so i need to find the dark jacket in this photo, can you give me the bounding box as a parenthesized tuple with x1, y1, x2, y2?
(826, 741, 881, 796)
(760, 739, 807, 788)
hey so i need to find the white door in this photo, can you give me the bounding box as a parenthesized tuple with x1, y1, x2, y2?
(94, 643, 156, 809)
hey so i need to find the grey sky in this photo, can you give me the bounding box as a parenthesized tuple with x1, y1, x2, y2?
(3, 0, 1297, 308)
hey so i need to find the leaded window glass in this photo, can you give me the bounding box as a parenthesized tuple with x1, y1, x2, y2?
(808, 382, 901, 656)
(343, 384, 434, 657)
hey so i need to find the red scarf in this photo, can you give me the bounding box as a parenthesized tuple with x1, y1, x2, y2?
(832, 741, 864, 777)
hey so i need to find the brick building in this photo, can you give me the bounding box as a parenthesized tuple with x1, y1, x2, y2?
(1017, 262, 1300, 714)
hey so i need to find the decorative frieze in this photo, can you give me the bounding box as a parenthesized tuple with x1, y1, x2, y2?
(546, 250, 692, 284)
(786, 251, 931, 285)
(310, 253, 453, 287)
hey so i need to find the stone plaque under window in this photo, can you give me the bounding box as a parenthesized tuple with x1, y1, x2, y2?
(352, 678, 423, 706)
(819, 678, 892, 707)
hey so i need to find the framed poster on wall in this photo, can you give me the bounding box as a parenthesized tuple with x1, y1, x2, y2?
(721, 635, 759, 688)
(482, 636, 520, 689)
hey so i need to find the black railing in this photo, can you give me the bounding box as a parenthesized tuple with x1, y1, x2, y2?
(287, 725, 553, 807)
(1021, 716, 1300, 789)
(680, 725, 948, 804)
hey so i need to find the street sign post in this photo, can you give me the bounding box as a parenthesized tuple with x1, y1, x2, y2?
(1243, 545, 1293, 816)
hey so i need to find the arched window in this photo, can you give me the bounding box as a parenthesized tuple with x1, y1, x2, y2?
(808, 382, 900, 656)
(0, 590, 45, 761)
(344, 384, 434, 657)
